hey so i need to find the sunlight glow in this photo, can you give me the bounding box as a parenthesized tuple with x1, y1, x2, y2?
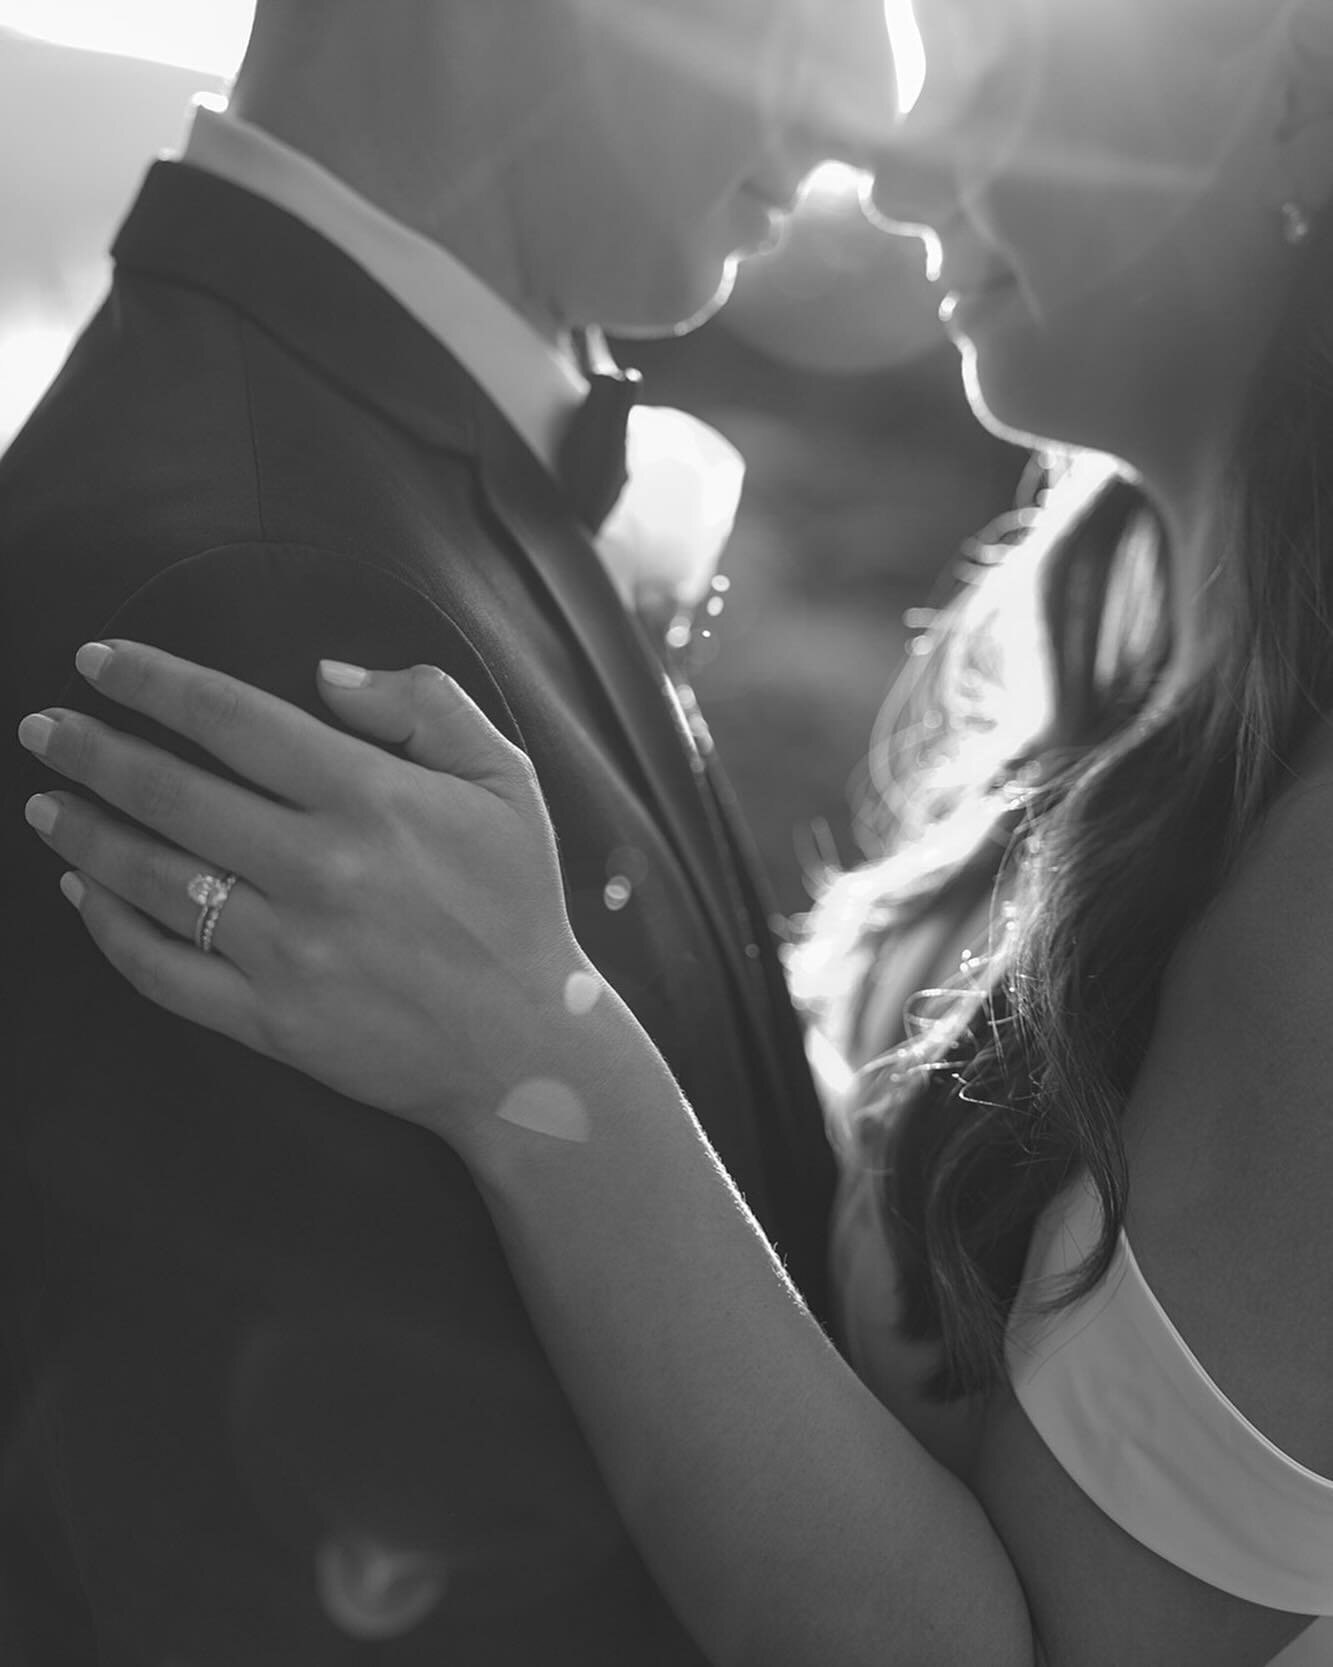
(0, 1, 255, 74)
(496, 1079, 592, 1145)
(1, 1, 924, 123)
(883, 0, 927, 115)
(800, 161, 868, 203)
(0, 318, 75, 447)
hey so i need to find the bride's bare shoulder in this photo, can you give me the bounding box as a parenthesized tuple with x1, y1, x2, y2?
(1118, 722, 1333, 1479)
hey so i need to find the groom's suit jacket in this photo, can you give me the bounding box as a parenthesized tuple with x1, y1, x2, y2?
(0, 162, 835, 1664)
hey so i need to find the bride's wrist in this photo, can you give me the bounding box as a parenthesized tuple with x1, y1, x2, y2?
(424, 960, 653, 1153)
(433, 959, 664, 1173)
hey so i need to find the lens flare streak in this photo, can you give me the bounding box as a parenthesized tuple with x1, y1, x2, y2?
(883, 0, 927, 115)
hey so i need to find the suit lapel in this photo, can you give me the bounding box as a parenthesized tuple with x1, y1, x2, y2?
(475, 403, 765, 999)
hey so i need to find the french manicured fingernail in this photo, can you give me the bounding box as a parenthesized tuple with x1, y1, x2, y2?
(24, 794, 59, 836)
(59, 872, 86, 911)
(75, 642, 114, 681)
(319, 659, 371, 688)
(18, 713, 58, 755)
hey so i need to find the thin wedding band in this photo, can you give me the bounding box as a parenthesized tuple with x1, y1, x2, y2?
(186, 870, 239, 955)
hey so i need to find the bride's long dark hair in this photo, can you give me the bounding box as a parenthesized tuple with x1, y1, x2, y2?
(793, 238, 1333, 1401)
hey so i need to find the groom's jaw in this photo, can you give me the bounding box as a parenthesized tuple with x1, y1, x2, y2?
(229, 0, 897, 339)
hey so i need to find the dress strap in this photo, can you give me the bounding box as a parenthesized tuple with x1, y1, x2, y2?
(1006, 1180, 1333, 1614)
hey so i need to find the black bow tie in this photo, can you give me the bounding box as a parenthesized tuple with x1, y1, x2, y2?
(556, 370, 640, 534)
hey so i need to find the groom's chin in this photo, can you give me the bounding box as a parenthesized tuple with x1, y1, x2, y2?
(606, 254, 742, 343)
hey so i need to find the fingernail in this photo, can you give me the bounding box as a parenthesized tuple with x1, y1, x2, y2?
(17, 713, 58, 755)
(75, 642, 114, 681)
(24, 794, 58, 836)
(59, 872, 86, 911)
(319, 660, 370, 688)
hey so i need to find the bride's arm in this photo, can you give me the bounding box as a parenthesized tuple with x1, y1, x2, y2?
(19, 641, 1033, 1667)
(26, 646, 1316, 1667)
(463, 988, 1032, 1667)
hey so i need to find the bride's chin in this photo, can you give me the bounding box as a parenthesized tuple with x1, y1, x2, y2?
(956, 343, 1049, 453)
(956, 336, 1105, 460)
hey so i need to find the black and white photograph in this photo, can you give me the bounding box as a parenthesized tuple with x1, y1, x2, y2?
(3, 2, 1332, 1661)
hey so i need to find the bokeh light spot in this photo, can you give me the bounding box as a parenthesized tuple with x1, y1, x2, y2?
(563, 971, 603, 1017)
(496, 1078, 592, 1143)
(0, 0, 256, 72)
(0, 317, 76, 447)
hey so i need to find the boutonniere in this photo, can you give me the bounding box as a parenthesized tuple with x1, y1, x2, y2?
(596, 404, 745, 671)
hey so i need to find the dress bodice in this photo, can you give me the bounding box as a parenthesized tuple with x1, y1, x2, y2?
(817, 902, 1333, 1660)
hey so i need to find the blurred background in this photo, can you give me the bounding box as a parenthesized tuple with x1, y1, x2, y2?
(0, 2, 1027, 916)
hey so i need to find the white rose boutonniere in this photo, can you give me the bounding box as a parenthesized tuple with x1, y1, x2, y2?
(596, 404, 746, 661)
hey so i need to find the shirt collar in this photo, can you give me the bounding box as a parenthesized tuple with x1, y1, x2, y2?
(180, 100, 586, 475)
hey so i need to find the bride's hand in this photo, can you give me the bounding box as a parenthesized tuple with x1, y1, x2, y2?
(17, 641, 610, 1141)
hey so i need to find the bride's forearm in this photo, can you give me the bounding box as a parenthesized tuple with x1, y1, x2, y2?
(451, 984, 1035, 1667)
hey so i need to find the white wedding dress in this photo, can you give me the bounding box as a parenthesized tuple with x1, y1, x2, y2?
(816, 902, 1333, 1665)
